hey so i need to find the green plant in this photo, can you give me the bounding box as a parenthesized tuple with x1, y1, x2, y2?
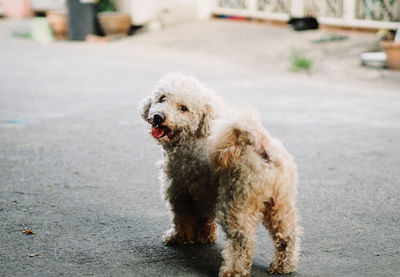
(290, 49, 314, 73)
(97, 0, 114, 12)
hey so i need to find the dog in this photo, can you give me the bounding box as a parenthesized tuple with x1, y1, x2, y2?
(209, 108, 302, 276)
(139, 73, 301, 276)
(138, 73, 227, 245)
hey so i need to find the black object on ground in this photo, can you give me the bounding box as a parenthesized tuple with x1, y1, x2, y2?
(288, 17, 319, 31)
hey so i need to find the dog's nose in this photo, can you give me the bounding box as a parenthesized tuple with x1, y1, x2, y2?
(152, 112, 166, 126)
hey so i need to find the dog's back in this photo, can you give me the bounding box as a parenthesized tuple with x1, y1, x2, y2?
(208, 106, 298, 199)
(209, 107, 274, 173)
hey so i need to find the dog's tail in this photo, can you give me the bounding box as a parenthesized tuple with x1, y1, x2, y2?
(209, 106, 270, 172)
(209, 123, 253, 171)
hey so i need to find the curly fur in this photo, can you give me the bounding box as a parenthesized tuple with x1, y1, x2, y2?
(209, 108, 302, 276)
(139, 74, 301, 276)
(139, 73, 227, 245)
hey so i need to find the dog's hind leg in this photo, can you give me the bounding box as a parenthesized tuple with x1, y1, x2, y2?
(218, 203, 261, 277)
(262, 199, 301, 274)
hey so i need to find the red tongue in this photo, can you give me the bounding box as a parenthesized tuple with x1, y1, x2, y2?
(152, 127, 166, 138)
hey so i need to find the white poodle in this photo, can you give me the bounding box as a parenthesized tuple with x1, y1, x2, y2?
(139, 73, 301, 276)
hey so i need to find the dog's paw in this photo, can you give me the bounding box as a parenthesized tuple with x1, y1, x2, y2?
(195, 235, 217, 244)
(162, 228, 193, 245)
(219, 269, 249, 277)
(268, 261, 296, 275)
(195, 229, 217, 244)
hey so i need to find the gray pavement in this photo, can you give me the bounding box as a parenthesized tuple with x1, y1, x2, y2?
(1, 18, 400, 276)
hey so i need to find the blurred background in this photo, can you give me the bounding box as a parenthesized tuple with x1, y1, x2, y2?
(1, 0, 400, 78)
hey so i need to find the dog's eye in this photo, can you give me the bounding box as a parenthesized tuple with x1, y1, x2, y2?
(179, 105, 188, 112)
(159, 95, 166, 103)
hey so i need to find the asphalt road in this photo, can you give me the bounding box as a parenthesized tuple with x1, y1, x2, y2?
(1, 19, 400, 276)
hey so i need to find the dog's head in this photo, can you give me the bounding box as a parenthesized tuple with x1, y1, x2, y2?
(139, 73, 223, 146)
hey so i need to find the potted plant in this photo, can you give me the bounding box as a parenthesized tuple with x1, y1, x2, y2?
(97, 0, 131, 38)
(47, 9, 68, 40)
(381, 27, 400, 70)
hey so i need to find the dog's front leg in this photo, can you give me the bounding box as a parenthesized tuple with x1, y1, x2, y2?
(163, 200, 217, 245)
(193, 216, 217, 244)
(162, 195, 198, 245)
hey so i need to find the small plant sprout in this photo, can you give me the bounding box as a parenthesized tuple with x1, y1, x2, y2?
(290, 49, 314, 74)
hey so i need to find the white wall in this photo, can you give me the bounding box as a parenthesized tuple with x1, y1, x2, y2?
(115, 0, 212, 26)
(30, 0, 66, 11)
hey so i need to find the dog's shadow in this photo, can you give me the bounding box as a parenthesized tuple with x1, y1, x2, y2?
(167, 243, 288, 276)
(174, 243, 223, 276)
(129, 239, 285, 276)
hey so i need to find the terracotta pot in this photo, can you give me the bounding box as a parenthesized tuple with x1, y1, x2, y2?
(3, 0, 33, 17)
(98, 12, 131, 38)
(381, 41, 400, 70)
(46, 11, 68, 40)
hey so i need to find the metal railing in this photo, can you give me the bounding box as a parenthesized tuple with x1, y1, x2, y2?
(212, 0, 400, 29)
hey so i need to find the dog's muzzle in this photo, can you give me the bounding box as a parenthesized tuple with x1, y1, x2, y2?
(151, 112, 169, 139)
(152, 112, 165, 127)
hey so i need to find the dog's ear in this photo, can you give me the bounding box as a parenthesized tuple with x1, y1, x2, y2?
(138, 96, 152, 121)
(196, 103, 213, 137)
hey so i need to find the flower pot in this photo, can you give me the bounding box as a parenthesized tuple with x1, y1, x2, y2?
(3, 0, 33, 17)
(46, 11, 68, 40)
(381, 41, 400, 70)
(98, 12, 131, 38)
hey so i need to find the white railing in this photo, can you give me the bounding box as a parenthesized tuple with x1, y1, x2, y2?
(212, 0, 400, 30)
